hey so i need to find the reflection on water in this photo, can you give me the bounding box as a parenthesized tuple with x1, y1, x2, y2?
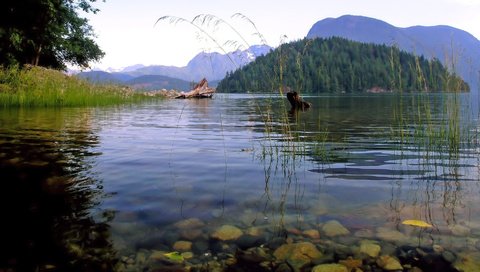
(1, 93, 480, 271)
(0, 108, 116, 271)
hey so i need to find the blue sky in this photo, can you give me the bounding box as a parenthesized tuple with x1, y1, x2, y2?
(85, 0, 480, 69)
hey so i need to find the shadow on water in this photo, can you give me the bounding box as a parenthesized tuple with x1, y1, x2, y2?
(0, 108, 116, 271)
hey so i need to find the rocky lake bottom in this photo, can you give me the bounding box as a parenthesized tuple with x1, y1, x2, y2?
(1, 93, 480, 271)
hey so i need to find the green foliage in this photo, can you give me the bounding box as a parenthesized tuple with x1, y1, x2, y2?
(0, 0, 104, 69)
(0, 66, 147, 107)
(217, 37, 469, 93)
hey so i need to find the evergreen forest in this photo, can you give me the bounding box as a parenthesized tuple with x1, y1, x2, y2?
(217, 37, 469, 93)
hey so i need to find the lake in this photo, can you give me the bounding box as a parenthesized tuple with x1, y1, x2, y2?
(1, 93, 480, 271)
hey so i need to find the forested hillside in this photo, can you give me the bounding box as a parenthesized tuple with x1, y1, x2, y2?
(217, 37, 469, 93)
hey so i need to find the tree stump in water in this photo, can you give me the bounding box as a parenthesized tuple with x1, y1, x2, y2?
(287, 91, 311, 111)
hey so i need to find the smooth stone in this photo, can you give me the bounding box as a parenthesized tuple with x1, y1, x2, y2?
(359, 240, 381, 258)
(442, 250, 457, 263)
(181, 252, 194, 259)
(322, 220, 350, 237)
(432, 244, 444, 253)
(174, 218, 205, 229)
(211, 225, 244, 241)
(173, 241, 192, 252)
(354, 228, 375, 239)
(376, 227, 408, 242)
(149, 250, 167, 261)
(236, 234, 266, 250)
(449, 224, 471, 236)
(311, 263, 348, 272)
(287, 228, 303, 236)
(303, 229, 321, 239)
(338, 257, 362, 271)
(376, 255, 403, 271)
(246, 226, 263, 237)
(179, 228, 203, 240)
(273, 242, 323, 271)
(453, 252, 480, 272)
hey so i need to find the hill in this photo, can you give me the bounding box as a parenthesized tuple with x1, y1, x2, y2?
(306, 15, 480, 90)
(76, 71, 134, 84)
(75, 71, 192, 91)
(217, 37, 468, 94)
(125, 75, 192, 91)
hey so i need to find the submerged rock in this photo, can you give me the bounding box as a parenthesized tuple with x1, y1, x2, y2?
(338, 257, 362, 271)
(173, 241, 192, 252)
(322, 220, 350, 237)
(359, 240, 381, 258)
(236, 234, 266, 250)
(376, 227, 408, 243)
(376, 255, 403, 271)
(311, 263, 348, 272)
(303, 229, 321, 239)
(454, 252, 480, 272)
(211, 225, 243, 241)
(449, 224, 471, 236)
(174, 218, 205, 229)
(354, 228, 375, 239)
(179, 228, 203, 240)
(273, 242, 322, 271)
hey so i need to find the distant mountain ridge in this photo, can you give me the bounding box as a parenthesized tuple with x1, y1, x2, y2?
(128, 44, 271, 81)
(77, 45, 272, 91)
(307, 15, 480, 90)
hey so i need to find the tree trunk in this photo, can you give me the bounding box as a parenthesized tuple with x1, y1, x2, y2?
(33, 44, 42, 66)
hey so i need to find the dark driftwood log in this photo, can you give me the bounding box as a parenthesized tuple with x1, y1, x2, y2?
(287, 91, 311, 110)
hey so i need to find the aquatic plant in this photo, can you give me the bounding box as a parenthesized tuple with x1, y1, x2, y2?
(0, 65, 149, 107)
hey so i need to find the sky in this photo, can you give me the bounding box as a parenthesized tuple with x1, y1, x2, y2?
(84, 0, 480, 70)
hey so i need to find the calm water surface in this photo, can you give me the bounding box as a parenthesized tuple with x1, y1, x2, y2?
(1, 93, 480, 271)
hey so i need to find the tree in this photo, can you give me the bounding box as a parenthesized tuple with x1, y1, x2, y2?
(0, 0, 104, 69)
(217, 37, 469, 93)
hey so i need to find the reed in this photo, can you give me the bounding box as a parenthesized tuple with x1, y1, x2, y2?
(0, 66, 149, 107)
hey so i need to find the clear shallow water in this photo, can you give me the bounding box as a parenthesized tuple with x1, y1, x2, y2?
(1, 93, 480, 271)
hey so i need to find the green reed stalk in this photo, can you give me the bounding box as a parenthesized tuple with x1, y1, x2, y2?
(0, 66, 149, 107)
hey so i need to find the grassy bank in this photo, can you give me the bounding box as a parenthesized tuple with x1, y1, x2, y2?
(0, 66, 149, 107)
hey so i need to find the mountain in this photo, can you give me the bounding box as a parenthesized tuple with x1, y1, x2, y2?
(217, 37, 468, 93)
(76, 71, 134, 84)
(127, 45, 272, 81)
(125, 75, 192, 91)
(307, 15, 480, 90)
(76, 44, 272, 91)
(76, 71, 192, 91)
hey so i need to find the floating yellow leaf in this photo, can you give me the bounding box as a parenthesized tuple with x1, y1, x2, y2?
(163, 251, 184, 262)
(402, 219, 433, 228)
